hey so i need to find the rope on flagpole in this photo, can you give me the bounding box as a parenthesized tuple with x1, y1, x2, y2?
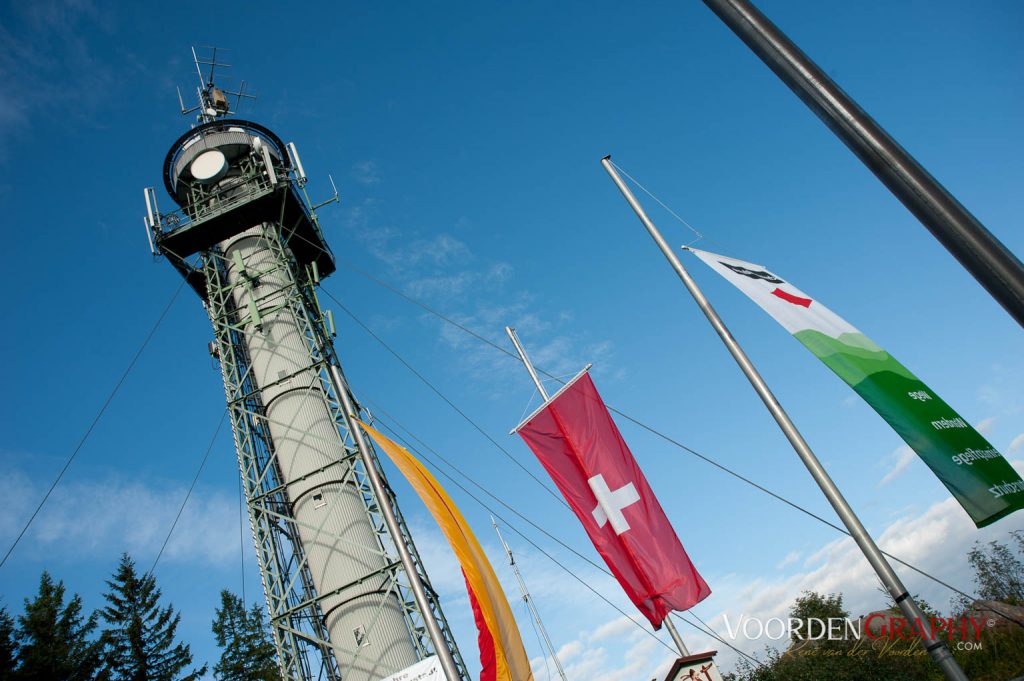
(606, 159, 705, 247)
(517, 385, 541, 428)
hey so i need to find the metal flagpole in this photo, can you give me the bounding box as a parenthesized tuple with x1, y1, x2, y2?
(664, 619, 690, 658)
(506, 327, 549, 401)
(600, 156, 967, 681)
(702, 0, 1024, 329)
(504, 326, 691, 658)
(327, 364, 463, 681)
(491, 515, 569, 681)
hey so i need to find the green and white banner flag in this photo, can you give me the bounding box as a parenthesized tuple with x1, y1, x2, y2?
(691, 247, 1024, 527)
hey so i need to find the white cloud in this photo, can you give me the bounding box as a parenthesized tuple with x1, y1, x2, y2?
(339, 201, 514, 304)
(388, 234, 472, 270)
(878, 444, 915, 486)
(342, 202, 474, 275)
(534, 611, 676, 681)
(555, 639, 584, 663)
(417, 234, 472, 266)
(591, 615, 639, 642)
(434, 299, 617, 399)
(0, 470, 241, 568)
(351, 160, 381, 185)
(1007, 433, 1024, 453)
(776, 550, 801, 569)
(974, 416, 997, 436)
(336, 198, 618, 397)
(405, 271, 477, 298)
(976, 366, 1024, 416)
(0, 2, 118, 155)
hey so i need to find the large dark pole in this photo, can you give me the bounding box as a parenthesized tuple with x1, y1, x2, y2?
(703, 0, 1024, 329)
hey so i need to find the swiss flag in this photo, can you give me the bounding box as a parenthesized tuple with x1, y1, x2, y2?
(515, 371, 710, 628)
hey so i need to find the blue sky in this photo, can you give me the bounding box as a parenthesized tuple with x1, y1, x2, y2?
(1, 1, 1022, 679)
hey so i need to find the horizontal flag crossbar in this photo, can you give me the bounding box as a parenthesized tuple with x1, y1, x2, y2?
(510, 364, 592, 434)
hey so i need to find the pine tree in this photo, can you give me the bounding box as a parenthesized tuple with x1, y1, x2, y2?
(14, 571, 105, 681)
(0, 607, 17, 681)
(99, 554, 205, 681)
(211, 590, 279, 681)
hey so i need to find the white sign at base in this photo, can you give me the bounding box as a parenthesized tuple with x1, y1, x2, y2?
(377, 655, 443, 681)
(666, 651, 723, 681)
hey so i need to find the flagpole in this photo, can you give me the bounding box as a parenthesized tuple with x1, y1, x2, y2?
(326, 363, 463, 681)
(600, 156, 967, 681)
(506, 326, 551, 400)
(504, 326, 692, 658)
(663, 618, 690, 657)
(491, 515, 569, 681)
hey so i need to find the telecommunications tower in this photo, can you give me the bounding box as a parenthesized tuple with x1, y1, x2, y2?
(143, 49, 468, 681)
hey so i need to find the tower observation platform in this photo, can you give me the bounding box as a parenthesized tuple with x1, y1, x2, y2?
(143, 49, 467, 681)
(151, 118, 335, 299)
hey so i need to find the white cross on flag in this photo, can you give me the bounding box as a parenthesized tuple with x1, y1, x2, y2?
(589, 474, 641, 534)
(515, 370, 710, 628)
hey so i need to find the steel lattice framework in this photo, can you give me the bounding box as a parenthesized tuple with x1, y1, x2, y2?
(144, 66, 468, 680)
(202, 220, 466, 680)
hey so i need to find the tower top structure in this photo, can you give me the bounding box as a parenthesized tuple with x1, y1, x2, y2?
(177, 46, 255, 124)
(144, 47, 334, 299)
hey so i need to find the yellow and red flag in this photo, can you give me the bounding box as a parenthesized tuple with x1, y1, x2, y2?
(357, 420, 533, 681)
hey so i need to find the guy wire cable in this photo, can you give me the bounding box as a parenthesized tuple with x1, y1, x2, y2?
(322, 290, 569, 510)
(0, 278, 187, 570)
(147, 409, 228, 578)
(319, 276, 991, 610)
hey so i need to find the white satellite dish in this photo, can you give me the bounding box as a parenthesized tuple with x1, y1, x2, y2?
(190, 149, 229, 184)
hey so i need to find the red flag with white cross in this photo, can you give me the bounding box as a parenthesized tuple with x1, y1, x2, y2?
(514, 369, 710, 628)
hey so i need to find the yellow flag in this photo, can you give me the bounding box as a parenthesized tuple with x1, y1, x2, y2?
(357, 421, 533, 681)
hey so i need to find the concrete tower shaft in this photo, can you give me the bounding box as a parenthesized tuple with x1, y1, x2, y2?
(220, 223, 418, 678)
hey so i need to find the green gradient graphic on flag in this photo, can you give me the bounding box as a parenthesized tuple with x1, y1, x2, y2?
(691, 248, 1024, 528)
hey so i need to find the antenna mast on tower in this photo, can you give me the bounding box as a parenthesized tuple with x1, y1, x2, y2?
(143, 47, 468, 681)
